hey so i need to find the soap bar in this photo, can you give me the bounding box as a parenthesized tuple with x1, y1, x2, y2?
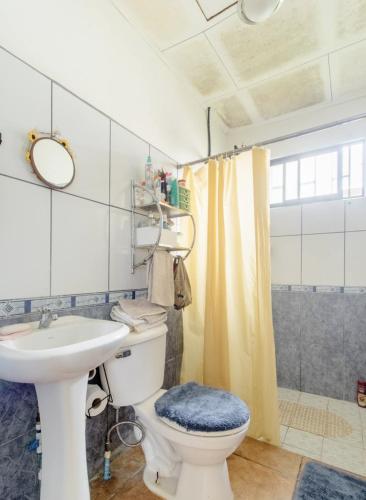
(0, 323, 32, 336)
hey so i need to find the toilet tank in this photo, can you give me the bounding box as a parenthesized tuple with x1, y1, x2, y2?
(100, 323, 167, 407)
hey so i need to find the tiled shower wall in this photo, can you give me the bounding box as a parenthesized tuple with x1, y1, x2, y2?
(271, 199, 366, 401)
(0, 46, 183, 499)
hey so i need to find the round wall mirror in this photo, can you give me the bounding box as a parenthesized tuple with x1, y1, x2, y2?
(30, 137, 75, 189)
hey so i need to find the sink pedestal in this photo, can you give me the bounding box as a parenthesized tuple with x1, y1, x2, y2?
(36, 374, 90, 500)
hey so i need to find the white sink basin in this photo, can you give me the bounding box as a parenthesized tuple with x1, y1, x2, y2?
(0, 315, 128, 383)
(0, 315, 129, 500)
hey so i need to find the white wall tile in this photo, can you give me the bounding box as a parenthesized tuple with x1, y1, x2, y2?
(302, 200, 344, 234)
(345, 198, 366, 231)
(52, 85, 110, 204)
(51, 192, 109, 295)
(271, 236, 301, 284)
(345, 231, 366, 286)
(109, 207, 147, 290)
(302, 233, 344, 286)
(0, 48, 51, 184)
(110, 122, 149, 209)
(270, 205, 301, 236)
(0, 177, 50, 299)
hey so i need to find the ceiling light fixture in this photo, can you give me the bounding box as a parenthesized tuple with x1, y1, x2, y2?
(237, 0, 284, 24)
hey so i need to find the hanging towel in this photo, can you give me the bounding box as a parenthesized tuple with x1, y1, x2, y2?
(147, 250, 175, 307)
(173, 256, 192, 310)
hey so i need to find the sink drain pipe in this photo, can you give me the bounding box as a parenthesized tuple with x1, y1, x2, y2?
(103, 409, 145, 480)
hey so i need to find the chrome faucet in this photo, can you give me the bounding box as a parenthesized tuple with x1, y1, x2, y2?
(39, 307, 58, 329)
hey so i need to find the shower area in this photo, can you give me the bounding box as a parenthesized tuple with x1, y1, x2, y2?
(270, 139, 366, 475)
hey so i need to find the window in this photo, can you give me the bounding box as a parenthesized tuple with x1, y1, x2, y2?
(270, 141, 365, 205)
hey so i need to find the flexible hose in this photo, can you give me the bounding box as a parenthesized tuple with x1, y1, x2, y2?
(103, 408, 145, 481)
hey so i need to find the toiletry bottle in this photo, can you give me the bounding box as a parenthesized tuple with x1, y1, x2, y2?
(159, 170, 168, 202)
(145, 156, 154, 192)
(170, 178, 178, 207)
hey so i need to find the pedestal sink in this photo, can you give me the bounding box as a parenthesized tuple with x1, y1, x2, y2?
(0, 315, 129, 500)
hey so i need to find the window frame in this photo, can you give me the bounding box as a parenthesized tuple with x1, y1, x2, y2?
(270, 140, 366, 207)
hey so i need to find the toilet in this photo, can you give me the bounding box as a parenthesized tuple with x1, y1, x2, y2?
(100, 323, 250, 500)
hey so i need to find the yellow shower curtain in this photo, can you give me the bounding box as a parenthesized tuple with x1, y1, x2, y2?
(181, 149, 280, 445)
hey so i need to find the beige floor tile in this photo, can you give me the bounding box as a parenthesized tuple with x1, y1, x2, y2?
(282, 443, 321, 461)
(322, 438, 366, 477)
(328, 399, 361, 417)
(228, 454, 296, 500)
(298, 392, 329, 409)
(91, 447, 146, 500)
(278, 388, 300, 402)
(327, 426, 363, 449)
(113, 480, 158, 499)
(235, 436, 302, 480)
(284, 428, 323, 455)
(360, 408, 366, 427)
(280, 425, 288, 443)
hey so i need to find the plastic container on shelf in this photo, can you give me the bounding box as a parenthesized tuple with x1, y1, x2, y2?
(136, 227, 178, 248)
(178, 186, 191, 212)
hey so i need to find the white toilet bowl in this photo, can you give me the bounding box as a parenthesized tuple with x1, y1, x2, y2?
(134, 390, 249, 500)
(101, 324, 250, 500)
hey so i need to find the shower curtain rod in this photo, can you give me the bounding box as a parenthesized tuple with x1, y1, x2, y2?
(178, 111, 366, 169)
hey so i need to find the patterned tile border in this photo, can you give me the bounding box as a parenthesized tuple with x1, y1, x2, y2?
(272, 285, 366, 294)
(0, 289, 147, 318)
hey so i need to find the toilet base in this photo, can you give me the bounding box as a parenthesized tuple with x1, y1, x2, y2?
(143, 459, 233, 500)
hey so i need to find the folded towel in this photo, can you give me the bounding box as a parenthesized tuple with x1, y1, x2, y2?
(147, 250, 175, 308)
(118, 298, 167, 322)
(110, 306, 166, 333)
(111, 306, 146, 327)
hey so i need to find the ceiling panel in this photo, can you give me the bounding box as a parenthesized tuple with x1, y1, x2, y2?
(112, 0, 207, 50)
(207, 0, 324, 86)
(250, 61, 328, 120)
(335, 0, 366, 45)
(196, 0, 236, 20)
(213, 95, 252, 128)
(331, 40, 366, 99)
(164, 34, 235, 99)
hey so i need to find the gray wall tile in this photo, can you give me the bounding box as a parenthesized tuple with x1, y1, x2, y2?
(300, 293, 344, 351)
(0, 432, 40, 500)
(301, 342, 344, 399)
(276, 343, 300, 390)
(272, 292, 301, 390)
(0, 381, 37, 444)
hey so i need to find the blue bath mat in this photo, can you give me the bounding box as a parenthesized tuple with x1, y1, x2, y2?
(294, 461, 366, 499)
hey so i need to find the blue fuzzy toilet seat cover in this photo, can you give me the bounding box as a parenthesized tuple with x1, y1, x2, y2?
(154, 382, 250, 433)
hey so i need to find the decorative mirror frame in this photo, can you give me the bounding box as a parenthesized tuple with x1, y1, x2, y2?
(26, 130, 75, 189)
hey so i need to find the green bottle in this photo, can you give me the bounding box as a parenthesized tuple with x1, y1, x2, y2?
(170, 178, 178, 206)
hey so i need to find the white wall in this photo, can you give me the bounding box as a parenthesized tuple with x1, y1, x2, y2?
(0, 0, 226, 163)
(0, 46, 177, 303)
(226, 98, 366, 288)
